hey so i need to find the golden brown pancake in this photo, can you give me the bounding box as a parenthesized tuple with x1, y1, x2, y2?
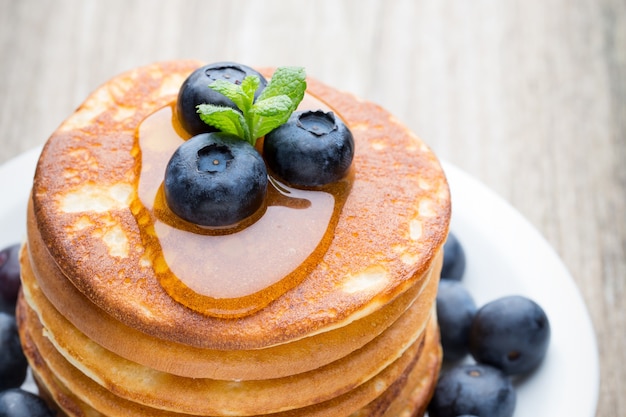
(30, 61, 450, 349)
(24, 212, 439, 380)
(20, 245, 439, 414)
(19, 61, 450, 416)
(18, 293, 441, 417)
(19, 294, 426, 415)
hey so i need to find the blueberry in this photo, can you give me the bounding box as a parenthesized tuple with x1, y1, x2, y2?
(441, 232, 466, 280)
(177, 62, 267, 136)
(263, 110, 354, 187)
(164, 132, 268, 227)
(0, 244, 21, 315)
(0, 389, 56, 417)
(428, 364, 516, 417)
(469, 295, 550, 376)
(436, 280, 477, 362)
(0, 313, 28, 391)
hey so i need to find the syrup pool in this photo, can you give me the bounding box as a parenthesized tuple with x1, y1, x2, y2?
(134, 96, 350, 317)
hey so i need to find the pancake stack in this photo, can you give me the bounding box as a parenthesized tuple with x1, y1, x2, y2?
(17, 61, 451, 416)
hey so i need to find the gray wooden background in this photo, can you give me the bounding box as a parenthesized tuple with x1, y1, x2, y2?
(0, 1, 624, 416)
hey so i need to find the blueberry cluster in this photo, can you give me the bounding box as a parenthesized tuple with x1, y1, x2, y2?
(0, 244, 56, 416)
(429, 233, 551, 417)
(169, 62, 354, 227)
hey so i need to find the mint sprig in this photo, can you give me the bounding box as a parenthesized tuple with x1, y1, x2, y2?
(197, 67, 306, 146)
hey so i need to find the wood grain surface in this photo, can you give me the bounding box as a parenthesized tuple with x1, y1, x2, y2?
(0, 1, 624, 416)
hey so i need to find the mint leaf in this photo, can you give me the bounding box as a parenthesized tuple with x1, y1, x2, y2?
(250, 95, 293, 138)
(240, 76, 260, 112)
(249, 67, 306, 141)
(209, 79, 252, 114)
(197, 104, 249, 143)
(252, 95, 293, 116)
(197, 66, 307, 146)
(257, 67, 306, 112)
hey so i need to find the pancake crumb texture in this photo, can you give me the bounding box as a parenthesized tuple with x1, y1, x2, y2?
(20, 61, 450, 416)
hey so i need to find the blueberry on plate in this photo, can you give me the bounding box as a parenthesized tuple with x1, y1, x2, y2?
(177, 62, 268, 136)
(164, 132, 268, 227)
(0, 388, 56, 417)
(441, 232, 466, 280)
(428, 364, 516, 417)
(469, 295, 551, 376)
(0, 243, 21, 315)
(263, 110, 354, 187)
(436, 280, 477, 362)
(0, 313, 28, 390)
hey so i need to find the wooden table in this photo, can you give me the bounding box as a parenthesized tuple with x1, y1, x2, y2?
(1, 1, 624, 416)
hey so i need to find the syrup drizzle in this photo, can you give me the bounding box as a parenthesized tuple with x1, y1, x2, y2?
(133, 96, 351, 317)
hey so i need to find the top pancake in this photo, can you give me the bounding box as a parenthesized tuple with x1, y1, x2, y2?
(30, 60, 450, 349)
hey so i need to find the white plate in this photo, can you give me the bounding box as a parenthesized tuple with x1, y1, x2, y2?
(442, 161, 599, 417)
(1, 149, 599, 416)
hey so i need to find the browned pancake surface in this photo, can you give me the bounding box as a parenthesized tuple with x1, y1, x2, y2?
(31, 61, 450, 349)
(18, 292, 441, 417)
(24, 226, 439, 380)
(20, 243, 438, 414)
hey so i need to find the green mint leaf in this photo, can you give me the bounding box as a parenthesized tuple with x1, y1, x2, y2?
(240, 76, 260, 111)
(252, 95, 293, 116)
(208, 79, 251, 113)
(250, 95, 294, 138)
(198, 66, 306, 146)
(257, 67, 306, 113)
(197, 104, 250, 143)
(248, 67, 306, 140)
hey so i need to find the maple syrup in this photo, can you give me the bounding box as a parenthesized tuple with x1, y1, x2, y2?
(132, 95, 352, 317)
